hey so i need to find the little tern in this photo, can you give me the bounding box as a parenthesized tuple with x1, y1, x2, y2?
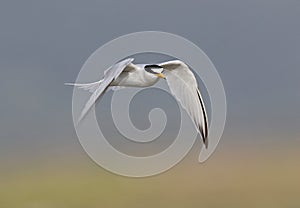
(66, 58, 209, 147)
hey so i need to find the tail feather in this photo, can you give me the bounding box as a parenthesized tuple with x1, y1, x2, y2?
(64, 80, 102, 93)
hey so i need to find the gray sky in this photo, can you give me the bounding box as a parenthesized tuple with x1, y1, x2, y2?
(0, 0, 299, 156)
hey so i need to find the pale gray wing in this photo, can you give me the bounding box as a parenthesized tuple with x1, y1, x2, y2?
(77, 58, 135, 123)
(159, 60, 209, 147)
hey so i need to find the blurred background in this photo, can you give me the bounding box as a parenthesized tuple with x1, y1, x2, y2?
(0, 0, 299, 207)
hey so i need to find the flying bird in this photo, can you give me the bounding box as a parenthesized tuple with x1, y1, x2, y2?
(66, 58, 209, 148)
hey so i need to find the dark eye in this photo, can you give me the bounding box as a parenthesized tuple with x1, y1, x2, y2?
(145, 67, 154, 73)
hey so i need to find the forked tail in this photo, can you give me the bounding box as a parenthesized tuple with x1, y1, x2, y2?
(64, 80, 102, 93)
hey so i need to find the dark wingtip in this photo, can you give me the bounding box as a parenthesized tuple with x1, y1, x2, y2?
(199, 125, 208, 149)
(203, 136, 208, 149)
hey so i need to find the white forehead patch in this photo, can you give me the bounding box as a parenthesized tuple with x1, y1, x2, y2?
(152, 67, 163, 74)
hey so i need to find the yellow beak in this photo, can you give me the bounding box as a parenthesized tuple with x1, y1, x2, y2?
(156, 73, 166, 79)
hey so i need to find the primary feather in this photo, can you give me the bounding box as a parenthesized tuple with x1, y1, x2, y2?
(160, 60, 209, 147)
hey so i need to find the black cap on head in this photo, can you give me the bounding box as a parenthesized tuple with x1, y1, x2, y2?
(144, 64, 162, 69)
(144, 64, 163, 74)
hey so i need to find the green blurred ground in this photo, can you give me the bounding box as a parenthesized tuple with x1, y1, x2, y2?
(1, 143, 299, 208)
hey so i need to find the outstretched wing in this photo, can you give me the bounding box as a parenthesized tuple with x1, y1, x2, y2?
(159, 60, 209, 148)
(77, 58, 135, 123)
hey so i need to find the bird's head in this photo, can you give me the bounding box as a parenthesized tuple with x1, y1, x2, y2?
(144, 64, 165, 79)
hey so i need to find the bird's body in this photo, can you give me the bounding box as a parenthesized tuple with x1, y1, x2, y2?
(66, 58, 209, 148)
(111, 64, 160, 87)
